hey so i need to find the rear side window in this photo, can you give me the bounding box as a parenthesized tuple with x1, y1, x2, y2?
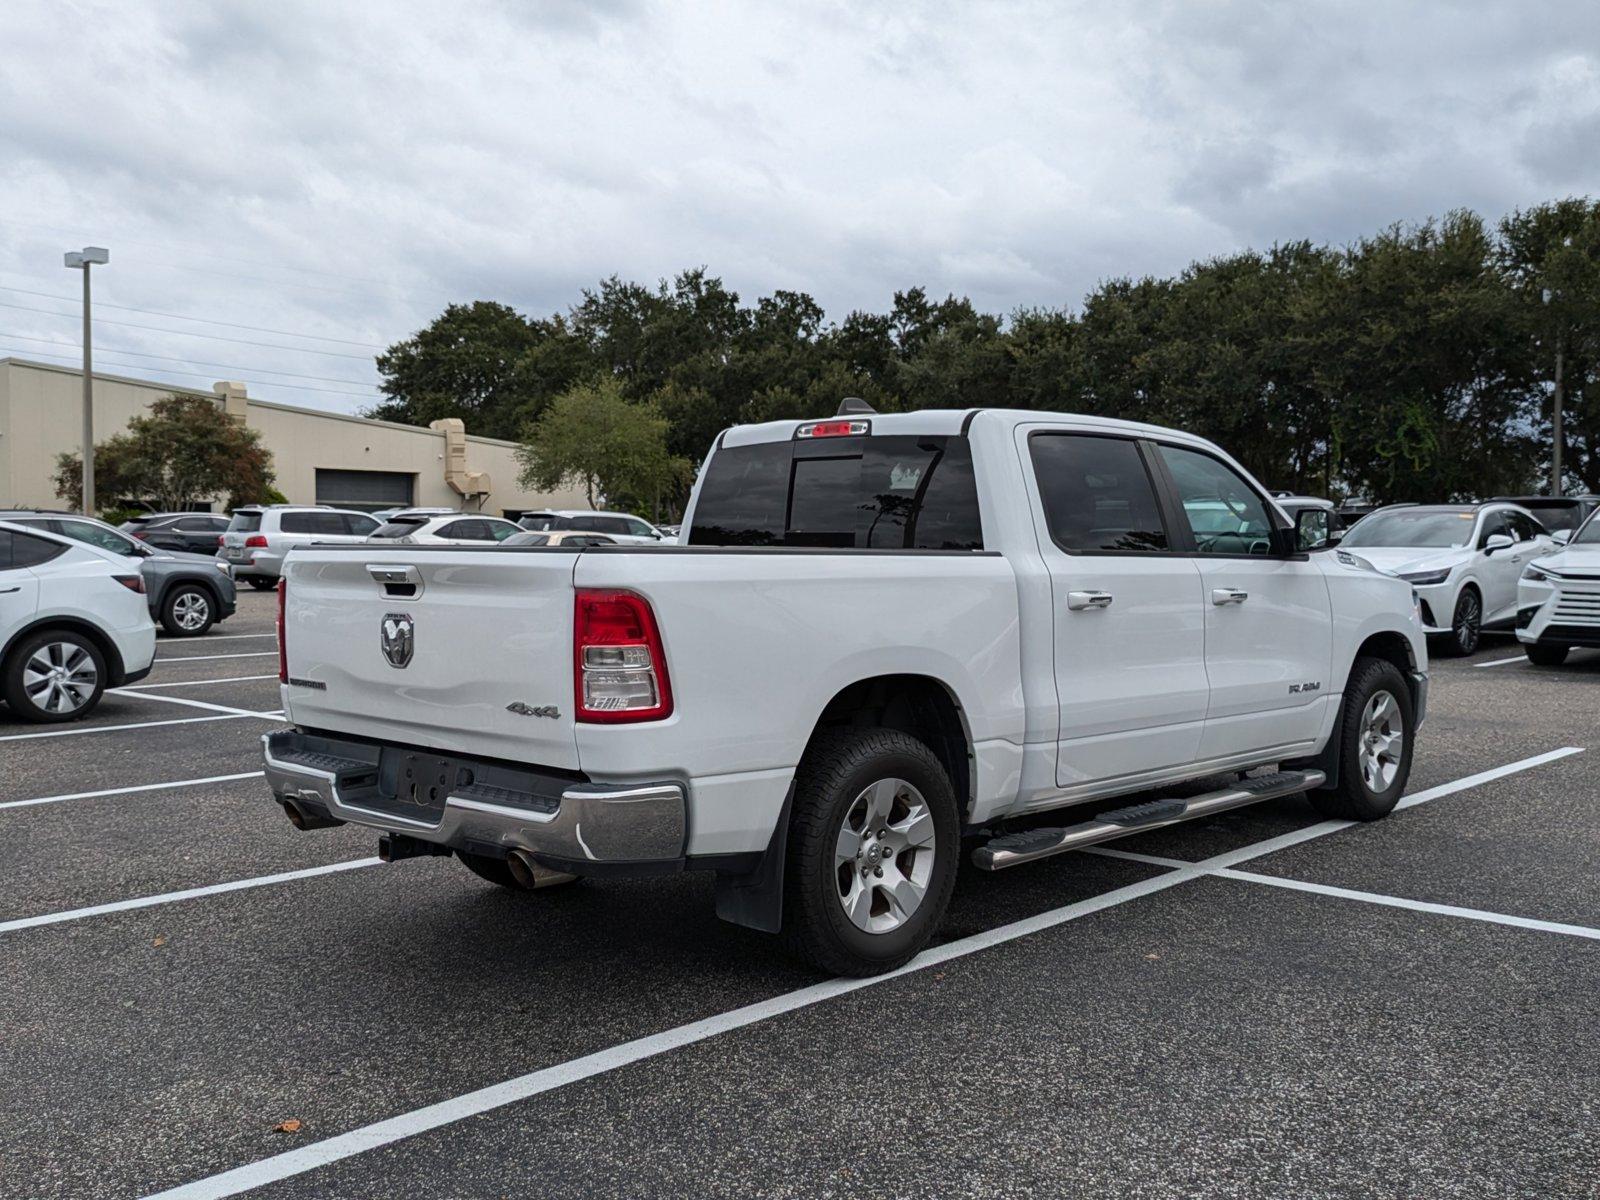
(343, 514, 379, 536)
(1029, 435, 1168, 552)
(689, 436, 984, 550)
(519, 514, 558, 531)
(556, 515, 637, 536)
(0, 530, 68, 569)
(227, 512, 263, 533)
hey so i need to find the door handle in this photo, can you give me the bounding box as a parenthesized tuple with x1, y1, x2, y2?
(1211, 588, 1249, 605)
(1066, 590, 1113, 610)
(0, 586, 19, 594)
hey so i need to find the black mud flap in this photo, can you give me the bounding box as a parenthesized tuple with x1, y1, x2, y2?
(713, 784, 794, 934)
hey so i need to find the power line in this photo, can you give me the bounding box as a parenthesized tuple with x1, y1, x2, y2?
(0, 282, 386, 348)
(0, 332, 380, 387)
(0, 346, 383, 399)
(0, 299, 376, 359)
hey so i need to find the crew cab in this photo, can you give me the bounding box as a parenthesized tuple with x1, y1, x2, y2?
(263, 408, 1427, 976)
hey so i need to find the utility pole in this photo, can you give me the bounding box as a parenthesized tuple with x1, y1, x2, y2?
(1552, 331, 1565, 496)
(63, 246, 109, 515)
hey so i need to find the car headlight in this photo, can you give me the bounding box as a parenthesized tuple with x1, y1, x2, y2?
(214, 560, 231, 574)
(1522, 564, 1556, 583)
(1399, 568, 1451, 586)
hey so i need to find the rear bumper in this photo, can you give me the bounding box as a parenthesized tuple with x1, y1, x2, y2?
(261, 729, 687, 871)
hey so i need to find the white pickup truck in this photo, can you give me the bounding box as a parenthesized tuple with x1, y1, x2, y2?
(264, 407, 1427, 975)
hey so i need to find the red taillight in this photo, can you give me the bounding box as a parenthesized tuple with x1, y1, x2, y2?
(246, 534, 269, 548)
(132, 531, 149, 541)
(113, 574, 145, 594)
(573, 589, 672, 723)
(796, 419, 869, 439)
(216, 535, 225, 548)
(276, 579, 288, 683)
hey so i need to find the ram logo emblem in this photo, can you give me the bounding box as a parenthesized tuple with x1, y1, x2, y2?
(380, 613, 415, 669)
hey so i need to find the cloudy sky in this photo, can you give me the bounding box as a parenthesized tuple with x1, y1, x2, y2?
(2, 0, 1598, 414)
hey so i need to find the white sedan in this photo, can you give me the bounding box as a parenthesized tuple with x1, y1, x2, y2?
(367, 513, 524, 545)
(1517, 510, 1600, 665)
(1339, 502, 1557, 655)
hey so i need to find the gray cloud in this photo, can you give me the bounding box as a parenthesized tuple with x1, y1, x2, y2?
(1, 0, 1598, 414)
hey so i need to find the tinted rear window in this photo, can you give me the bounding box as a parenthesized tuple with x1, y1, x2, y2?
(227, 512, 263, 533)
(555, 515, 638, 536)
(372, 519, 426, 538)
(1517, 503, 1580, 532)
(688, 435, 984, 550)
(0, 529, 68, 569)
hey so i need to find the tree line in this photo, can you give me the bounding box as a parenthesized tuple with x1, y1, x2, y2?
(369, 199, 1600, 516)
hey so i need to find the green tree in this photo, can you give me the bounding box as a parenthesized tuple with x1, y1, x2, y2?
(516, 376, 690, 515)
(54, 394, 276, 513)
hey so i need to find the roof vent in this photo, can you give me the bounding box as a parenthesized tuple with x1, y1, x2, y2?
(836, 396, 875, 416)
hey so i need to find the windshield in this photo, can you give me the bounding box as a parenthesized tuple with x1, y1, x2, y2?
(1574, 513, 1600, 546)
(227, 512, 263, 533)
(371, 518, 427, 539)
(1518, 502, 1582, 533)
(1342, 509, 1476, 549)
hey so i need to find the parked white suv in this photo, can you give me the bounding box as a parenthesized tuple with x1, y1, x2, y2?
(367, 512, 523, 545)
(263, 407, 1426, 976)
(220, 506, 381, 591)
(1517, 507, 1600, 665)
(517, 510, 667, 543)
(1339, 502, 1556, 655)
(0, 520, 157, 722)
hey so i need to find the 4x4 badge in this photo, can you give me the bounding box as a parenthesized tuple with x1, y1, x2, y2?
(507, 701, 561, 719)
(380, 613, 414, 668)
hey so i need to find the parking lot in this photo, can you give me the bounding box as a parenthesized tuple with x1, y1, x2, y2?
(2, 588, 1596, 1200)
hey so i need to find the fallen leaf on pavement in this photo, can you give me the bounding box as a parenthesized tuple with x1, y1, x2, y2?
(273, 1119, 303, 1134)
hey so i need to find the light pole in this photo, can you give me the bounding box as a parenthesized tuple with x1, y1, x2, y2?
(63, 246, 109, 515)
(1542, 285, 1564, 496)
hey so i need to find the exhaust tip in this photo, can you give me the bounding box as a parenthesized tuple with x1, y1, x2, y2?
(280, 800, 307, 831)
(506, 849, 578, 890)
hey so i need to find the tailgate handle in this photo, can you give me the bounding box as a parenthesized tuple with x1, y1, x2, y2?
(367, 564, 423, 599)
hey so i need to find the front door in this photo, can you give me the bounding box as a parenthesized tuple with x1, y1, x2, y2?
(0, 531, 44, 650)
(1152, 443, 1334, 760)
(1021, 430, 1211, 789)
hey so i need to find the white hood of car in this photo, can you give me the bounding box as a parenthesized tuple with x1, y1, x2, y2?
(1536, 543, 1600, 577)
(1342, 547, 1466, 577)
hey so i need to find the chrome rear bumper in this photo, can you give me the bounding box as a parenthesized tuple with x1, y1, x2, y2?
(262, 729, 686, 869)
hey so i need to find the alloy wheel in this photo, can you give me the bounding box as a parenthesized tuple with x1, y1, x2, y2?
(1454, 592, 1480, 653)
(173, 591, 210, 632)
(23, 641, 99, 714)
(833, 777, 937, 934)
(1358, 689, 1404, 793)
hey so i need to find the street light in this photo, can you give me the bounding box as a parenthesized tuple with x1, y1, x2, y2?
(63, 245, 109, 515)
(1542, 284, 1564, 497)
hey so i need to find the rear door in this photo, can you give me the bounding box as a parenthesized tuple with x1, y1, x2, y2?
(1151, 442, 1333, 760)
(280, 547, 582, 767)
(1020, 429, 1210, 788)
(0, 531, 44, 651)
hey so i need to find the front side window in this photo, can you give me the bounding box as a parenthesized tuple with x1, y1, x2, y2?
(689, 435, 984, 550)
(1478, 511, 1509, 549)
(1159, 445, 1275, 556)
(487, 521, 521, 541)
(343, 514, 379, 536)
(52, 518, 140, 556)
(1029, 434, 1168, 553)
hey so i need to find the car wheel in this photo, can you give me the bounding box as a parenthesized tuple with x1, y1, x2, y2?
(1524, 642, 1569, 666)
(245, 577, 276, 591)
(1441, 587, 1481, 656)
(1, 630, 107, 723)
(1309, 656, 1415, 821)
(781, 728, 960, 977)
(160, 585, 215, 637)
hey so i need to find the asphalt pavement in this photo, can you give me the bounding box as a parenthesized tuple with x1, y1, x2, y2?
(1, 592, 1595, 1200)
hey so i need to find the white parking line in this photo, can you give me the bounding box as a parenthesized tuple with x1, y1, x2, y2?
(0, 771, 265, 812)
(1215, 869, 1600, 942)
(1474, 654, 1527, 669)
(0, 711, 276, 742)
(111, 689, 274, 717)
(111, 674, 277, 691)
(0, 858, 381, 935)
(153, 651, 277, 664)
(139, 744, 1585, 1200)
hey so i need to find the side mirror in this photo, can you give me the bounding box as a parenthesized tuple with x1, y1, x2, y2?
(1483, 532, 1514, 555)
(1294, 509, 1332, 551)
(1553, 529, 1572, 546)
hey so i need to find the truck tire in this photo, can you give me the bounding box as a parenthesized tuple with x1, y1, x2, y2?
(2, 629, 108, 723)
(1309, 656, 1415, 822)
(781, 728, 960, 977)
(1524, 642, 1569, 666)
(160, 584, 215, 637)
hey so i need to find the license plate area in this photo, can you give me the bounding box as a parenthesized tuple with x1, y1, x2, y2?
(372, 750, 475, 824)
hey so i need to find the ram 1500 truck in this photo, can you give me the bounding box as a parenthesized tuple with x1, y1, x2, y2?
(263, 408, 1427, 976)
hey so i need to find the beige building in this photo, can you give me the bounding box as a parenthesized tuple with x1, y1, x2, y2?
(0, 358, 584, 515)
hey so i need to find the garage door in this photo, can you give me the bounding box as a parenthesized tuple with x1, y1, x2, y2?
(314, 469, 415, 512)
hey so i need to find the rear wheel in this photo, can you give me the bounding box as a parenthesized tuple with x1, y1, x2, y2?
(2, 630, 107, 723)
(1524, 642, 1570, 666)
(160, 584, 215, 637)
(1309, 656, 1414, 821)
(781, 728, 959, 977)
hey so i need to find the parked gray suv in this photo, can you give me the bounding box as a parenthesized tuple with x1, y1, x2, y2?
(0, 511, 238, 637)
(221, 505, 381, 590)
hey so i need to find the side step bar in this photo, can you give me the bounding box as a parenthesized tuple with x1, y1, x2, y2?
(971, 769, 1326, 871)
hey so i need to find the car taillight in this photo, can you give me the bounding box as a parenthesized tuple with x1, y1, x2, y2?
(796, 419, 869, 439)
(113, 574, 145, 594)
(216, 535, 225, 548)
(573, 589, 672, 722)
(246, 534, 269, 548)
(132, 531, 149, 541)
(277, 579, 288, 683)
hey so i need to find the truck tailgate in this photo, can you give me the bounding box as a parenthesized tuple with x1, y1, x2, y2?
(280, 548, 580, 769)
